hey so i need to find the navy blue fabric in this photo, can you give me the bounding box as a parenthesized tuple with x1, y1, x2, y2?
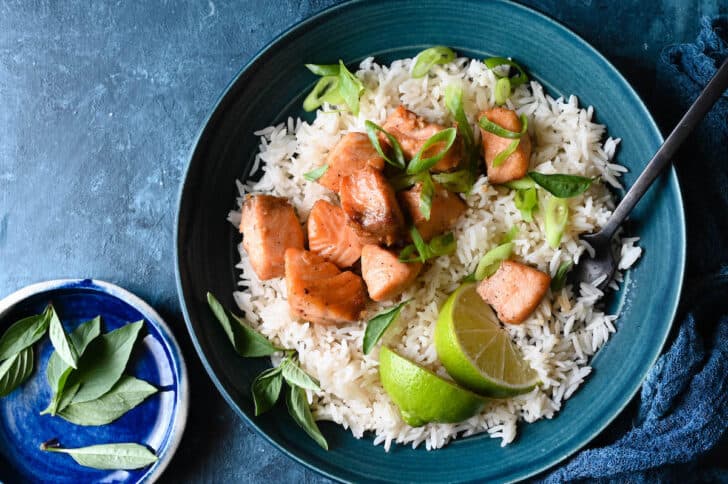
(543, 16, 728, 482)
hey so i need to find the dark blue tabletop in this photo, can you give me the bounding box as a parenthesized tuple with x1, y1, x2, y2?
(1, 1, 725, 482)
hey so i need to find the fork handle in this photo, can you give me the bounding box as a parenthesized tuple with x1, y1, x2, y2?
(601, 55, 728, 239)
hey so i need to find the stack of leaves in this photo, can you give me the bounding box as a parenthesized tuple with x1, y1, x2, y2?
(0, 305, 159, 470)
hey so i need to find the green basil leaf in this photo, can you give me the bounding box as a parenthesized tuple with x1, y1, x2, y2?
(478, 113, 527, 139)
(503, 174, 535, 190)
(551, 261, 574, 292)
(432, 169, 473, 193)
(363, 300, 410, 355)
(252, 366, 283, 416)
(429, 232, 457, 256)
(419, 172, 436, 221)
(514, 187, 538, 222)
(475, 242, 514, 280)
(411, 46, 456, 78)
(337, 60, 364, 116)
(545, 196, 569, 249)
(0, 305, 51, 361)
(207, 292, 279, 357)
(303, 164, 329, 182)
(406, 128, 458, 174)
(285, 385, 328, 450)
(281, 357, 320, 391)
(484, 57, 529, 86)
(494, 77, 512, 105)
(365, 120, 406, 169)
(57, 376, 157, 426)
(0, 347, 34, 397)
(529, 172, 595, 198)
(48, 306, 79, 369)
(67, 320, 144, 404)
(305, 63, 339, 77)
(41, 441, 157, 470)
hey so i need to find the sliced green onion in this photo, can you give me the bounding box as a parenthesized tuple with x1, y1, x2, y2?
(550, 260, 573, 292)
(484, 57, 529, 86)
(545, 196, 569, 248)
(390, 173, 417, 191)
(337, 60, 365, 116)
(444, 84, 474, 150)
(429, 232, 456, 256)
(303, 76, 340, 112)
(303, 164, 329, 182)
(399, 228, 456, 263)
(411, 46, 456, 78)
(494, 77, 512, 105)
(514, 187, 538, 222)
(492, 139, 520, 167)
(529, 172, 595, 198)
(432, 169, 473, 193)
(406, 127, 458, 174)
(365, 121, 406, 169)
(305, 63, 340, 76)
(410, 226, 429, 263)
(478, 113, 528, 139)
(503, 175, 535, 190)
(503, 226, 519, 243)
(418, 172, 436, 221)
(475, 242, 514, 280)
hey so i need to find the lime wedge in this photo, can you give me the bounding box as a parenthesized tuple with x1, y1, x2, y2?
(434, 283, 539, 397)
(378, 346, 484, 427)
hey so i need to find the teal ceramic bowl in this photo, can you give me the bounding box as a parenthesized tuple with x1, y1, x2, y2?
(175, 0, 685, 481)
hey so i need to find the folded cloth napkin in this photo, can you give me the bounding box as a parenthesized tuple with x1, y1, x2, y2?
(543, 16, 728, 482)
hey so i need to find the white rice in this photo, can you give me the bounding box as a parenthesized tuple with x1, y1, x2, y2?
(228, 57, 640, 449)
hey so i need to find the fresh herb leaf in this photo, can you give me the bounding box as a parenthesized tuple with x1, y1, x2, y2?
(48, 306, 79, 369)
(551, 261, 573, 292)
(57, 376, 157, 426)
(303, 164, 329, 182)
(503, 175, 535, 190)
(363, 300, 410, 354)
(252, 366, 283, 416)
(365, 120, 406, 169)
(529, 172, 595, 198)
(44, 317, 101, 415)
(484, 57, 529, 86)
(207, 292, 279, 357)
(399, 229, 456, 263)
(337, 60, 364, 116)
(0, 305, 51, 361)
(281, 358, 320, 391)
(494, 77, 512, 105)
(305, 63, 340, 77)
(406, 128, 457, 174)
(0, 347, 34, 397)
(303, 76, 342, 112)
(67, 320, 144, 404)
(514, 187, 538, 222)
(40, 441, 158, 470)
(545, 196, 569, 249)
(285, 385, 328, 450)
(478, 113, 527, 139)
(411, 46, 456, 78)
(419, 172, 436, 221)
(475, 242, 514, 280)
(432, 169, 473, 193)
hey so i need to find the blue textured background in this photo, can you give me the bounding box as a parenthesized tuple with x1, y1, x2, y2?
(0, 0, 725, 482)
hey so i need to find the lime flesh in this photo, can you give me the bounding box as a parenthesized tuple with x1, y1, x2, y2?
(434, 283, 539, 397)
(378, 346, 484, 427)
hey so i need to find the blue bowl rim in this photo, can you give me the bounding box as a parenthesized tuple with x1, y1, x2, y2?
(0, 278, 190, 484)
(174, 0, 686, 481)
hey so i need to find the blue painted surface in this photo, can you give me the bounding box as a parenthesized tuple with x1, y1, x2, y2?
(0, 279, 186, 483)
(0, 1, 725, 482)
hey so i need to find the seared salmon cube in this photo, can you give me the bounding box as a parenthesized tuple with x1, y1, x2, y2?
(307, 199, 363, 268)
(476, 260, 550, 324)
(240, 194, 304, 280)
(340, 165, 405, 246)
(398, 182, 466, 241)
(381, 106, 461, 173)
(479, 107, 532, 184)
(361, 245, 422, 302)
(284, 248, 367, 325)
(319, 132, 385, 194)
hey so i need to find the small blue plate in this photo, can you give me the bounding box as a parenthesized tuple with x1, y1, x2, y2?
(0, 279, 188, 483)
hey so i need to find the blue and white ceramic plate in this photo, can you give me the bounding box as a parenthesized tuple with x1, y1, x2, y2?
(0, 279, 188, 483)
